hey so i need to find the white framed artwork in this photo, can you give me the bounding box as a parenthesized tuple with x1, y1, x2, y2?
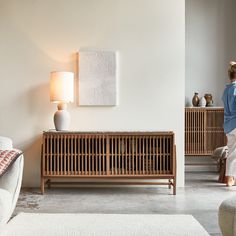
(78, 50, 117, 106)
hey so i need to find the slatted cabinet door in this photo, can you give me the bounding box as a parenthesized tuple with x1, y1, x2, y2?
(107, 134, 173, 176)
(185, 108, 206, 155)
(43, 134, 108, 176)
(205, 109, 226, 154)
(41, 131, 176, 195)
(185, 108, 226, 156)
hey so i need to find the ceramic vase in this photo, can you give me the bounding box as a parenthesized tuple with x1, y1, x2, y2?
(204, 94, 213, 107)
(53, 103, 70, 131)
(192, 92, 200, 107)
(199, 97, 206, 107)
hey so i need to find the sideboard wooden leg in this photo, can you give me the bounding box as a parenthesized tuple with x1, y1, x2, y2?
(168, 179, 172, 189)
(41, 177, 45, 195)
(173, 178, 176, 195)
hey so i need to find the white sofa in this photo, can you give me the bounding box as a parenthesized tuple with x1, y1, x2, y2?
(0, 137, 24, 227)
(219, 195, 236, 236)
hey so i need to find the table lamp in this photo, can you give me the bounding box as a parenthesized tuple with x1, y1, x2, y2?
(50, 71, 74, 131)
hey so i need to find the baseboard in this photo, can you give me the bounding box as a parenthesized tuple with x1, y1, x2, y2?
(185, 156, 218, 172)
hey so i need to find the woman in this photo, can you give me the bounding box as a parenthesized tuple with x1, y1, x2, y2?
(222, 61, 236, 186)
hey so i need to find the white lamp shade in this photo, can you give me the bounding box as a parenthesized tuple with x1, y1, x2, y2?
(50, 71, 74, 103)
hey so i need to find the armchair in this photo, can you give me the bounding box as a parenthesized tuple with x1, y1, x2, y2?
(0, 137, 24, 227)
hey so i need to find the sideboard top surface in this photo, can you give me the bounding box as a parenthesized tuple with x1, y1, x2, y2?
(43, 130, 174, 136)
(185, 107, 223, 110)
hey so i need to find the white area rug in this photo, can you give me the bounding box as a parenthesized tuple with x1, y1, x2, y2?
(1, 213, 209, 236)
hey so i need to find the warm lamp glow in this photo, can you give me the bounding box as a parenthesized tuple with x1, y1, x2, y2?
(50, 71, 74, 103)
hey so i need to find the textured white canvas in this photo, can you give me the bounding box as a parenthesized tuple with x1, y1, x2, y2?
(78, 51, 117, 106)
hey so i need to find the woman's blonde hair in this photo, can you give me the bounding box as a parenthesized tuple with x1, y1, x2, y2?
(228, 61, 236, 80)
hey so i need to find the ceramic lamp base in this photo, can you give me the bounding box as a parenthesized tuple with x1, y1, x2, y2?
(54, 103, 70, 131)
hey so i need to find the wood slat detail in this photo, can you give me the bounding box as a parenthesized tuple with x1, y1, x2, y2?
(185, 108, 226, 156)
(41, 132, 176, 194)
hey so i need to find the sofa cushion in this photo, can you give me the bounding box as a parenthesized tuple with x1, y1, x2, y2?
(0, 150, 23, 177)
(0, 189, 12, 226)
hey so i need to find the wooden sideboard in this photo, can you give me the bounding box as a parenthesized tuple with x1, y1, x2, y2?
(185, 107, 226, 156)
(41, 131, 176, 194)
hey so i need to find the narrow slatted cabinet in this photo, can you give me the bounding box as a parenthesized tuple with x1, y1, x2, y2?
(41, 131, 176, 195)
(185, 107, 227, 156)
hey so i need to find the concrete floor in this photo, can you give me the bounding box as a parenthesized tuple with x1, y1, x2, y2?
(15, 172, 236, 236)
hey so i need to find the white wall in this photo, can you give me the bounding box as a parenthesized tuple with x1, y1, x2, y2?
(0, 0, 185, 187)
(186, 0, 236, 107)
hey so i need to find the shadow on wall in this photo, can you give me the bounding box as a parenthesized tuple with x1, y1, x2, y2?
(185, 97, 192, 107)
(21, 135, 42, 187)
(12, 83, 52, 138)
(16, 83, 53, 187)
(0, 18, 75, 187)
(27, 83, 52, 131)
